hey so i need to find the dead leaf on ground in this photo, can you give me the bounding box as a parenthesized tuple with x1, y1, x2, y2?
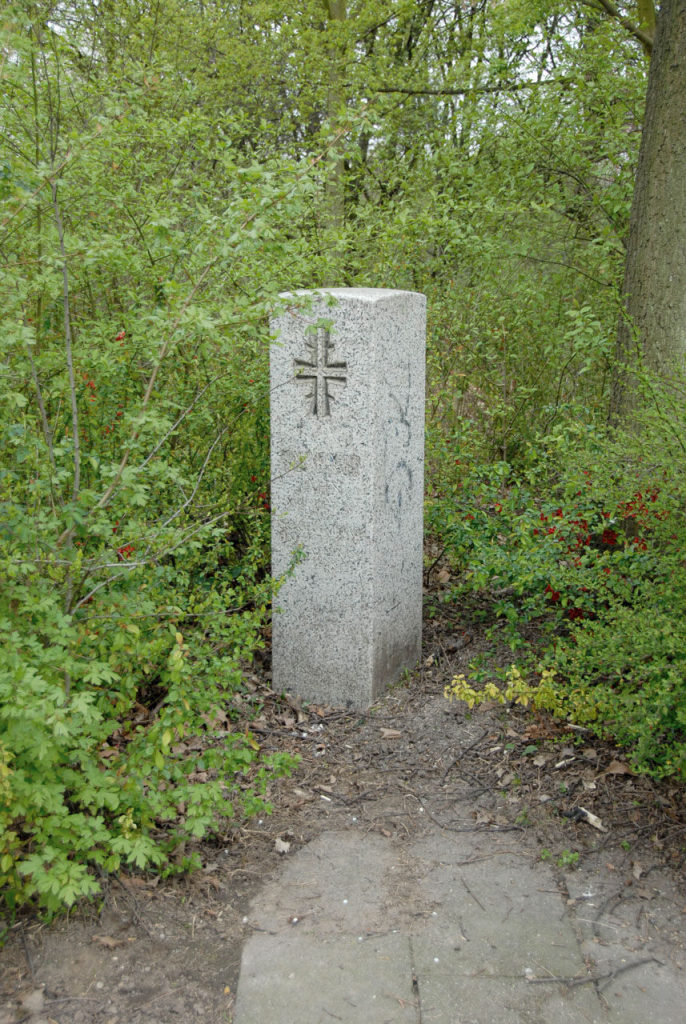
(380, 728, 402, 739)
(474, 811, 494, 825)
(307, 704, 329, 716)
(578, 807, 607, 832)
(120, 875, 155, 890)
(603, 759, 634, 776)
(92, 935, 126, 949)
(274, 838, 291, 855)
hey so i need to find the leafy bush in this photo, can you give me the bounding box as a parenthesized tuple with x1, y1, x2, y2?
(433, 378, 686, 780)
(0, 525, 296, 914)
(0, 16, 314, 916)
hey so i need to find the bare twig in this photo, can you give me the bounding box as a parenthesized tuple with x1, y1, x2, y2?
(51, 181, 79, 503)
(25, 339, 59, 486)
(526, 955, 662, 988)
(580, 0, 653, 55)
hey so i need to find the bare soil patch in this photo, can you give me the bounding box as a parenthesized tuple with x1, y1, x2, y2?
(2, 596, 685, 1024)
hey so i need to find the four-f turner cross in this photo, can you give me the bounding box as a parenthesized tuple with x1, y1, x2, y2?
(294, 328, 347, 417)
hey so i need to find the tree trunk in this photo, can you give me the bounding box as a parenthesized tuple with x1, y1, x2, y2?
(614, 0, 686, 410)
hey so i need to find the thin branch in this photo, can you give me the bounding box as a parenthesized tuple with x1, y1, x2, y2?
(526, 956, 662, 988)
(138, 377, 221, 471)
(580, 0, 653, 55)
(24, 338, 60, 489)
(51, 180, 80, 503)
(152, 423, 231, 536)
(375, 77, 573, 98)
(0, 150, 72, 243)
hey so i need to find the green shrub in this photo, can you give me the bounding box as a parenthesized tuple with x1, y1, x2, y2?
(434, 376, 686, 780)
(0, 526, 295, 915)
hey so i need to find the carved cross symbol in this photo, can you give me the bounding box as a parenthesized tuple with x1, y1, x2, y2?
(294, 328, 347, 417)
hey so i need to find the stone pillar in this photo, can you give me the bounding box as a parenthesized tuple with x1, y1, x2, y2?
(270, 289, 426, 709)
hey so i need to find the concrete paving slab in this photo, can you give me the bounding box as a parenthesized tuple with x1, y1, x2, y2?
(233, 932, 416, 1024)
(232, 827, 686, 1024)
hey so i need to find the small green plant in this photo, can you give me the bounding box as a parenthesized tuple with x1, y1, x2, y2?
(444, 665, 559, 711)
(540, 848, 552, 861)
(515, 807, 531, 826)
(557, 850, 580, 869)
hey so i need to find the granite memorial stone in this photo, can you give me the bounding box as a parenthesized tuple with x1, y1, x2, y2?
(270, 288, 426, 709)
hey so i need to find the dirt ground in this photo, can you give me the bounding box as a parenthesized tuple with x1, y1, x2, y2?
(2, 592, 685, 1024)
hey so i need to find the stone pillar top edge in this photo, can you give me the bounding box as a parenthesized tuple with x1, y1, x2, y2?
(277, 287, 425, 304)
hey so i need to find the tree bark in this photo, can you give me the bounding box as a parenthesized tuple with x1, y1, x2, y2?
(614, 0, 686, 411)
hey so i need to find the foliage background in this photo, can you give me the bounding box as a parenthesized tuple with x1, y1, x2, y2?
(1, 0, 683, 915)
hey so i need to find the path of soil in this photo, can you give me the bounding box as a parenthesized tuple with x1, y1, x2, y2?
(2, 596, 685, 1024)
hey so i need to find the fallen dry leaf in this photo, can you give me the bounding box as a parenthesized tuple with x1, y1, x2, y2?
(380, 728, 402, 739)
(603, 759, 634, 776)
(578, 807, 607, 832)
(292, 787, 314, 800)
(274, 837, 291, 854)
(92, 935, 126, 949)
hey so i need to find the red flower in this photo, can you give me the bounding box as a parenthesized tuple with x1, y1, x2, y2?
(117, 544, 135, 561)
(115, 330, 126, 341)
(601, 528, 618, 546)
(568, 608, 584, 620)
